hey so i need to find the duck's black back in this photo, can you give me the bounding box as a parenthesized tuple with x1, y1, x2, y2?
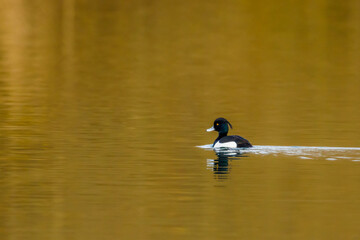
(219, 135, 252, 148)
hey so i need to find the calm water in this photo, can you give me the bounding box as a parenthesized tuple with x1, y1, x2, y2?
(1, 0, 360, 239)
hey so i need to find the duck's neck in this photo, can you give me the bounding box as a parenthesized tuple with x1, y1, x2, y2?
(213, 131, 228, 146)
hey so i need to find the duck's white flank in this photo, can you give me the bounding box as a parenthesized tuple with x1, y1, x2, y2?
(214, 141, 237, 148)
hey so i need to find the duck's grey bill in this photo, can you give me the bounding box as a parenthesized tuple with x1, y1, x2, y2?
(207, 126, 215, 132)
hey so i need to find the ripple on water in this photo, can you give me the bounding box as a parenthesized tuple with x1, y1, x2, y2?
(197, 145, 360, 161)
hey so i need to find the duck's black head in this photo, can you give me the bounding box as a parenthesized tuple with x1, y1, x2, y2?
(207, 117, 232, 134)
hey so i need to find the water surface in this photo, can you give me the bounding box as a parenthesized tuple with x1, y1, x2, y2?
(1, 0, 360, 239)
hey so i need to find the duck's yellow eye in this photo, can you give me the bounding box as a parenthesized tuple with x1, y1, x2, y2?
(216, 123, 219, 126)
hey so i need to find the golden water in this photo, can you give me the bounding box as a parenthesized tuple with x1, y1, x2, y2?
(1, 0, 360, 239)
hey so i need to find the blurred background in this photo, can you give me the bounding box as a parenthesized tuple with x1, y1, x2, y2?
(0, 0, 360, 239)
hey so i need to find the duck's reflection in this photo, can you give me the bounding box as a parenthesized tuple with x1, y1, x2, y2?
(207, 150, 247, 179)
